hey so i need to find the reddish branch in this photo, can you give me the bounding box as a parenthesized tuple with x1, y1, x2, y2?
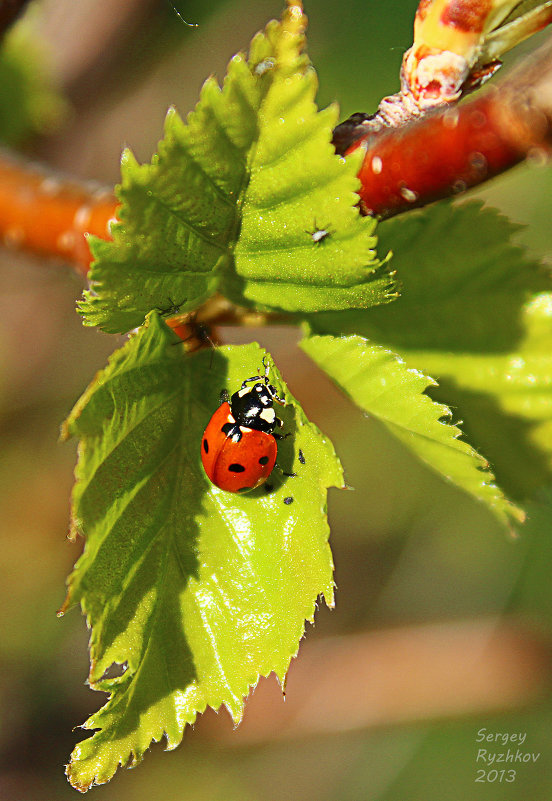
(333, 34, 552, 218)
(0, 27, 551, 272)
(0, 152, 116, 276)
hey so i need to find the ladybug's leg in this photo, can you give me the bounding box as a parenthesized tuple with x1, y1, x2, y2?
(276, 464, 297, 478)
(272, 417, 289, 440)
(242, 358, 279, 392)
(219, 389, 230, 405)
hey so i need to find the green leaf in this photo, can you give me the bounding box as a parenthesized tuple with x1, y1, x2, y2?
(62, 313, 341, 791)
(395, 293, 552, 501)
(78, 4, 392, 334)
(308, 201, 552, 505)
(329, 201, 550, 354)
(226, 16, 392, 313)
(300, 333, 524, 528)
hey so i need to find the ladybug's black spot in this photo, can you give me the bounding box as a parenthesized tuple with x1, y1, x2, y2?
(283, 496, 294, 505)
(298, 449, 305, 464)
(228, 463, 246, 473)
(258, 455, 269, 465)
(203, 439, 209, 454)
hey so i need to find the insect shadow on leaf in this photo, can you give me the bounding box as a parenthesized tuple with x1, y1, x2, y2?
(155, 297, 187, 317)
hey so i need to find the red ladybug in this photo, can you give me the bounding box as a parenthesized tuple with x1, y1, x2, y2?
(201, 360, 285, 493)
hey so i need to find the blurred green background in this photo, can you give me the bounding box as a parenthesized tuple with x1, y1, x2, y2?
(1, 1, 551, 798)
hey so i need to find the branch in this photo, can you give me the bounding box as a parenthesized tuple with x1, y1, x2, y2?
(334, 34, 552, 219)
(0, 151, 117, 276)
(0, 1, 551, 278)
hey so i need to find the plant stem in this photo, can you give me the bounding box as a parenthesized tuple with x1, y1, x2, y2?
(334, 34, 552, 218)
(0, 151, 117, 275)
(0, 18, 551, 273)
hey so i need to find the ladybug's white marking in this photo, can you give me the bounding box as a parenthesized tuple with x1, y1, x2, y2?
(237, 387, 250, 398)
(260, 407, 276, 424)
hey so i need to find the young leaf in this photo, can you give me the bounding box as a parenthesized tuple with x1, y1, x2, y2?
(226, 12, 392, 313)
(78, 2, 392, 334)
(62, 314, 342, 791)
(300, 333, 524, 528)
(342, 201, 550, 354)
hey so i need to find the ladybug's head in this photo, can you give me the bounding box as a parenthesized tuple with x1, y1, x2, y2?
(252, 382, 276, 407)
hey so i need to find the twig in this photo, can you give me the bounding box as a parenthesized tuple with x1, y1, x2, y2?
(0, 3, 551, 275)
(0, 150, 116, 276)
(334, 34, 552, 218)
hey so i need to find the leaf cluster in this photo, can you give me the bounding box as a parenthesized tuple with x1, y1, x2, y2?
(58, 0, 552, 791)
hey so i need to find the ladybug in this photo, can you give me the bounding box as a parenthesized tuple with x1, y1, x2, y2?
(201, 359, 286, 493)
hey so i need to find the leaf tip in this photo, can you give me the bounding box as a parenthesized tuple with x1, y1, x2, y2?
(65, 761, 93, 794)
(509, 505, 527, 527)
(59, 419, 71, 442)
(120, 146, 139, 172)
(58, 584, 75, 617)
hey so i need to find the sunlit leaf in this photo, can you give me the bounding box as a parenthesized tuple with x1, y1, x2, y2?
(79, 3, 392, 334)
(301, 333, 523, 527)
(62, 313, 341, 791)
(308, 201, 552, 504)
